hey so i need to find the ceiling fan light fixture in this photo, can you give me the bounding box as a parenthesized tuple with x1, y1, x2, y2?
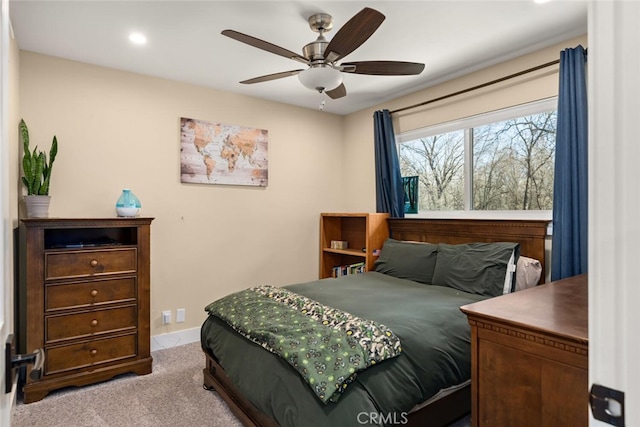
(298, 66, 343, 92)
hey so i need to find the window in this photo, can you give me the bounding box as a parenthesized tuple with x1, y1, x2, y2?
(397, 98, 556, 217)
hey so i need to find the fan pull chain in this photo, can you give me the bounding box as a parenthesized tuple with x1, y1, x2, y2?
(319, 91, 326, 111)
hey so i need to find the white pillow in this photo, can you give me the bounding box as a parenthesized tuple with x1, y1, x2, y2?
(502, 250, 517, 294)
(515, 256, 543, 291)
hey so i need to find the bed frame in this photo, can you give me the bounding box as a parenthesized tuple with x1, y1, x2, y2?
(203, 218, 549, 427)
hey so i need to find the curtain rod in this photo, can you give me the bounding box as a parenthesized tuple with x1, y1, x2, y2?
(389, 58, 560, 115)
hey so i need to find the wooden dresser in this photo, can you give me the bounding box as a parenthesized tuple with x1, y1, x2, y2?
(17, 217, 153, 403)
(460, 274, 588, 427)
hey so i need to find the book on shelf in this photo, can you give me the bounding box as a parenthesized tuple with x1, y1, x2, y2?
(331, 261, 366, 278)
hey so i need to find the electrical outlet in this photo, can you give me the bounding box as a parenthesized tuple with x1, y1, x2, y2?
(176, 308, 186, 323)
(162, 310, 171, 324)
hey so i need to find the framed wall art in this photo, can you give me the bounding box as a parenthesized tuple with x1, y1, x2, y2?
(180, 117, 268, 187)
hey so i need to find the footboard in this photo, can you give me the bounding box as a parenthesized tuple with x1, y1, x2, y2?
(203, 350, 278, 427)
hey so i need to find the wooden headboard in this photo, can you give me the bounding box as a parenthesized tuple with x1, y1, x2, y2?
(388, 218, 549, 283)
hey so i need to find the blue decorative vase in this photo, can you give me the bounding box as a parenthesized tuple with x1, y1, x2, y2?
(115, 189, 141, 217)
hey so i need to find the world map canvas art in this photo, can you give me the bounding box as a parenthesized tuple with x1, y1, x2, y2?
(180, 117, 268, 187)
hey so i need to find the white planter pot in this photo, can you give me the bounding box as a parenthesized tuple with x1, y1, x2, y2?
(24, 195, 51, 218)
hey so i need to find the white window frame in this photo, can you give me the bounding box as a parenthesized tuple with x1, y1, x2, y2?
(396, 97, 557, 221)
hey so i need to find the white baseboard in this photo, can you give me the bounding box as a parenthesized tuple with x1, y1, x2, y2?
(151, 327, 200, 352)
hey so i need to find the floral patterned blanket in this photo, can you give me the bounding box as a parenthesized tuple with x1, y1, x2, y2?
(205, 285, 402, 404)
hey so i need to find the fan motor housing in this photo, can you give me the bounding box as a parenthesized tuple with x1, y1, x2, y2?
(302, 39, 327, 62)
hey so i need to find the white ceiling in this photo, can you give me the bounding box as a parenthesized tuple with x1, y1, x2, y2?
(9, 0, 588, 115)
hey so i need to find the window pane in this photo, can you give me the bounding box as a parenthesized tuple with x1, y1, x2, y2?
(472, 111, 556, 210)
(398, 131, 464, 210)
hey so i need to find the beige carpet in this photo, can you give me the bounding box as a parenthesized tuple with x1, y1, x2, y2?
(12, 342, 242, 427)
(12, 341, 471, 426)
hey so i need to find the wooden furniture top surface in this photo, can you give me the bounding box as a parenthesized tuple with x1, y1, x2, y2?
(461, 274, 587, 344)
(21, 217, 154, 227)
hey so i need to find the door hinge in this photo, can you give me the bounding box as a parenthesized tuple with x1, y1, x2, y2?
(590, 383, 625, 426)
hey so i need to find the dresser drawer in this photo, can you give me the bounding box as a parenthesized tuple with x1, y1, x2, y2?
(46, 333, 137, 375)
(46, 277, 137, 311)
(46, 305, 137, 343)
(45, 248, 137, 280)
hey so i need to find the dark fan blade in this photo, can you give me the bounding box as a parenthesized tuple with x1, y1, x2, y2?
(222, 30, 308, 64)
(324, 8, 385, 63)
(340, 61, 425, 76)
(240, 70, 303, 84)
(326, 83, 347, 99)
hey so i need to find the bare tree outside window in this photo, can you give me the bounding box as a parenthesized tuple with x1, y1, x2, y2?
(398, 107, 556, 213)
(473, 111, 555, 210)
(399, 130, 464, 210)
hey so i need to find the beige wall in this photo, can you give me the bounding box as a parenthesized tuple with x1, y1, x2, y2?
(341, 35, 587, 212)
(18, 52, 344, 336)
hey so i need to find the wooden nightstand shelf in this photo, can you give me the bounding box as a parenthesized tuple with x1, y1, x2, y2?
(460, 274, 588, 427)
(17, 217, 154, 403)
(319, 213, 389, 279)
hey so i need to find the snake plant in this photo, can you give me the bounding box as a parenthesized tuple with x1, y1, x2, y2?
(20, 119, 58, 195)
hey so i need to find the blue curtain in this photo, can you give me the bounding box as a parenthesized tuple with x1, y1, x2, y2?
(551, 45, 588, 281)
(374, 109, 404, 217)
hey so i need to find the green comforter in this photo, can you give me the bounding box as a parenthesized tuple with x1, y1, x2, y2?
(201, 272, 487, 427)
(204, 285, 402, 403)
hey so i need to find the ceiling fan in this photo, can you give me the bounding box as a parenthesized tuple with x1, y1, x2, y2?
(221, 7, 425, 100)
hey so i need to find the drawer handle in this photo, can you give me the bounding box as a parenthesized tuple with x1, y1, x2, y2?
(90, 289, 98, 297)
(90, 260, 98, 267)
(90, 349, 98, 356)
(90, 319, 98, 327)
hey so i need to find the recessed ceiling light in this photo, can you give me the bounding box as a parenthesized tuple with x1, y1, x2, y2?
(129, 32, 147, 45)
(534, 0, 552, 3)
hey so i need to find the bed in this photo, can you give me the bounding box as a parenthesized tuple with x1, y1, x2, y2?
(201, 218, 548, 427)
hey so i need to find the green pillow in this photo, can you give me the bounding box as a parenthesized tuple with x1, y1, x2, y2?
(432, 242, 519, 297)
(374, 238, 438, 284)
